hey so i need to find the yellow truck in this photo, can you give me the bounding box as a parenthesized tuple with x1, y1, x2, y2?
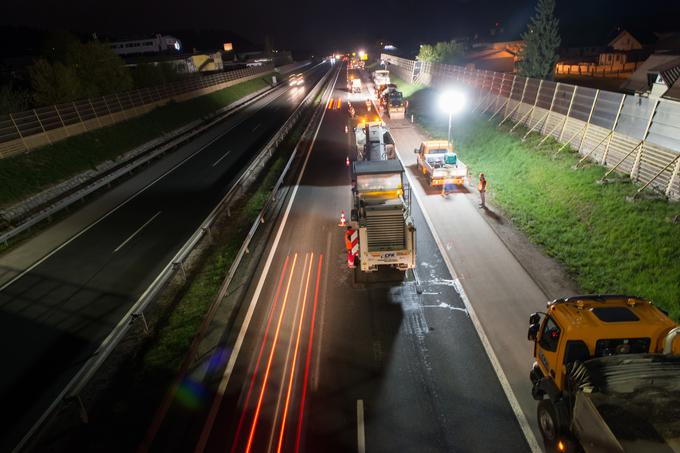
(414, 141, 468, 187)
(527, 295, 680, 453)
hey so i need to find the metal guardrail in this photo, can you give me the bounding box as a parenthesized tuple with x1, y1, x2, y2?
(11, 61, 330, 453)
(0, 65, 277, 157)
(0, 63, 313, 246)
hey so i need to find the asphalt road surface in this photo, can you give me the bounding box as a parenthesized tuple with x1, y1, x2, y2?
(0, 62, 330, 452)
(154, 62, 531, 453)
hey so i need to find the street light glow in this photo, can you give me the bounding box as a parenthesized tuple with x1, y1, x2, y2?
(438, 90, 466, 115)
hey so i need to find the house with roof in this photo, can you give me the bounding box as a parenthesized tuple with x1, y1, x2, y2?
(597, 28, 657, 67)
(621, 54, 680, 101)
(462, 40, 523, 73)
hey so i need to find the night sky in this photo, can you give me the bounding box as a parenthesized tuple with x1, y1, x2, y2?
(2, 0, 680, 53)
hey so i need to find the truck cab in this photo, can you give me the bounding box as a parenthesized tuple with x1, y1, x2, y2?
(527, 295, 680, 452)
(414, 140, 468, 187)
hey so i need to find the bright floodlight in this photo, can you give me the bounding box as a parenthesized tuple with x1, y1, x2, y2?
(358, 50, 366, 58)
(439, 90, 466, 115)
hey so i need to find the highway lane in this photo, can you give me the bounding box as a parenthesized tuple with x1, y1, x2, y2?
(0, 63, 330, 452)
(180, 62, 530, 452)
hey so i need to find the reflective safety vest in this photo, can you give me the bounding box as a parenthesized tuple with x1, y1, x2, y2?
(345, 229, 354, 250)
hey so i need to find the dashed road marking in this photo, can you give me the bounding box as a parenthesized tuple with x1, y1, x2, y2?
(211, 150, 231, 167)
(113, 211, 161, 253)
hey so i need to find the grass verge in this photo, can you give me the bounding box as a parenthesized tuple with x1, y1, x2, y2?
(0, 74, 273, 209)
(392, 77, 680, 320)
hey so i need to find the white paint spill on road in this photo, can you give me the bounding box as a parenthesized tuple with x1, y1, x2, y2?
(422, 302, 469, 315)
(426, 278, 457, 286)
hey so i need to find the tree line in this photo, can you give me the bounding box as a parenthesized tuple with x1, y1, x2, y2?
(415, 0, 560, 80)
(1, 32, 184, 114)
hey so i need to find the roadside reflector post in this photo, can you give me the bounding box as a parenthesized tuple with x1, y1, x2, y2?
(411, 114, 414, 123)
(346, 156, 350, 167)
(76, 395, 89, 424)
(131, 312, 150, 335)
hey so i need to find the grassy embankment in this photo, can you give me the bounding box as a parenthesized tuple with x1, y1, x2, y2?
(391, 75, 680, 320)
(0, 74, 273, 209)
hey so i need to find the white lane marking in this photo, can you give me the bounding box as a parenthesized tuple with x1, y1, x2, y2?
(194, 65, 340, 453)
(357, 399, 366, 453)
(252, 123, 261, 132)
(113, 211, 162, 253)
(211, 150, 231, 167)
(313, 231, 331, 391)
(266, 253, 309, 453)
(0, 85, 292, 293)
(393, 145, 542, 452)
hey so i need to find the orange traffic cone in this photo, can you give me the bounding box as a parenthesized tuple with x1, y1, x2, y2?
(346, 156, 350, 167)
(339, 210, 347, 227)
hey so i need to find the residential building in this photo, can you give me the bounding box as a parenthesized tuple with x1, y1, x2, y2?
(621, 53, 680, 101)
(462, 40, 523, 73)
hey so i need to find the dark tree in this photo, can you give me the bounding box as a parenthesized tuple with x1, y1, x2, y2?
(29, 35, 133, 105)
(417, 40, 465, 65)
(518, 0, 561, 79)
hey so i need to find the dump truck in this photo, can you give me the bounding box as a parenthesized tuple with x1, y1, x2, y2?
(527, 295, 680, 453)
(414, 140, 468, 187)
(350, 159, 415, 272)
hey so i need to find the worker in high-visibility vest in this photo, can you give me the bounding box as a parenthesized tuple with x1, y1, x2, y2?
(345, 226, 357, 268)
(478, 172, 487, 208)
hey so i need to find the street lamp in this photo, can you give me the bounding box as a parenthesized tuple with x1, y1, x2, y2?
(438, 90, 466, 151)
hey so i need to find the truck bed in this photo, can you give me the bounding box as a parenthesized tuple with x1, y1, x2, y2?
(571, 354, 680, 452)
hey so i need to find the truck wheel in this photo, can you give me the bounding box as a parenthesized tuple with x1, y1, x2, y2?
(537, 400, 560, 445)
